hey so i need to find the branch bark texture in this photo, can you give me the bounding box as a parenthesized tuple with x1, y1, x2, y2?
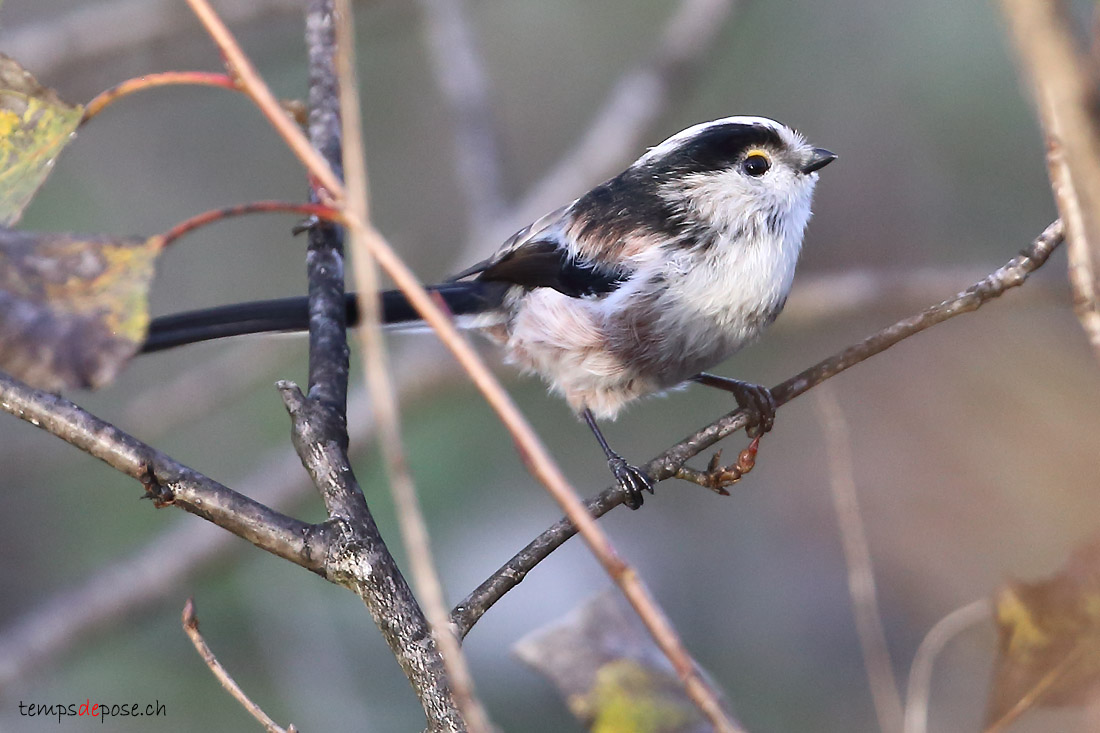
(299, 3, 463, 730)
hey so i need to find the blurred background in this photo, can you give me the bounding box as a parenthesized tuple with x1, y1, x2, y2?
(0, 0, 1096, 731)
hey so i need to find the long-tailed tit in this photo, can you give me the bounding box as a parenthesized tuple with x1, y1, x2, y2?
(143, 116, 835, 508)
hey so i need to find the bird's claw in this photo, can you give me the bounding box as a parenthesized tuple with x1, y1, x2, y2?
(730, 382, 776, 438)
(608, 456, 653, 510)
(703, 437, 760, 494)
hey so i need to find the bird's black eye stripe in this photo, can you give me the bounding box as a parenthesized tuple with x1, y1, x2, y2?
(654, 122, 784, 175)
(741, 152, 771, 177)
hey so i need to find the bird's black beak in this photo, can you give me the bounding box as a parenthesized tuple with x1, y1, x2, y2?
(800, 148, 837, 174)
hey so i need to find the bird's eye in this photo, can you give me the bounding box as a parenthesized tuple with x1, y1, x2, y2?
(741, 153, 771, 177)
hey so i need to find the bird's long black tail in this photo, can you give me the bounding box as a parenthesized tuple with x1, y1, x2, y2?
(140, 281, 509, 354)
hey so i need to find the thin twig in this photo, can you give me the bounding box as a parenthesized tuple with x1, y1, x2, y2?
(1000, 0, 1100, 365)
(453, 220, 1064, 637)
(902, 600, 991, 733)
(182, 4, 740, 729)
(814, 386, 903, 733)
(182, 598, 296, 733)
(1041, 101, 1100, 363)
(0, 254, 1059, 690)
(335, 1, 491, 730)
(416, 0, 506, 229)
(80, 71, 239, 124)
(984, 642, 1088, 733)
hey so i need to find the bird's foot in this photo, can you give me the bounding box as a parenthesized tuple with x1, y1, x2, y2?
(704, 438, 760, 494)
(675, 437, 761, 495)
(727, 381, 777, 438)
(608, 455, 653, 510)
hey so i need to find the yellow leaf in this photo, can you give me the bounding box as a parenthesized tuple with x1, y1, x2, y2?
(0, 228, 161, 391)
(0, 54, 83, 226)
(986, 536, 1100, 731)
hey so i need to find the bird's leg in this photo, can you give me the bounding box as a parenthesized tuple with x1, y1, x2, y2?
(582, 408, 653, 509)
(691, 373, 777, 438)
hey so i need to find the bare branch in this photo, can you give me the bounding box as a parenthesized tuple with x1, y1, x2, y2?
(453, 220, 1064, 638)
(814, 386, 903, 733)
(295, 18, 465, 725)
(335, 0, 491, 728)
(0, 369, 321, 571)
(278, 381, 464, 733)
(1000, 0, 1100, 363)
(182, 598, 297, 733)
(902, 600, 992, 733)
(0, 352, 459, 692)
(305, 0, 352, 416)
(417, 0, 506, 229)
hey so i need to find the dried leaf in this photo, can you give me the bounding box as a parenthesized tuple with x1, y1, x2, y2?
(986, 536, 1100, 731)
(0, 229, 162, 391)
(514, 591, 736, 733)
(0, 54, 83, 226)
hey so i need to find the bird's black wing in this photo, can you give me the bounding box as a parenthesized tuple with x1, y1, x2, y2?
(448, 206, 627, 298)
(472, 240, 626, 298)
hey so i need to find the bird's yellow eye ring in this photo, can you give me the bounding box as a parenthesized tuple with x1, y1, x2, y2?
(741, 150, 771, 177)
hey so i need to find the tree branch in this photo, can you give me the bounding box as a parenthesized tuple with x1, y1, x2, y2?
(297, 5, 464, 729)
(0, 369, 322, 572)
(183, 2, 743, 727)
(0, 354, 459, 692)
(0, 260, 1004, 691)
(1000, 0, 1100, 364)
(452, 220, 1064, 638)
(279, 381, 464, 733)
(305, 0, 351, 416)
(335, 1, 492, 729)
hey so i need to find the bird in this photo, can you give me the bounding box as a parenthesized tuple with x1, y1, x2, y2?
(142, 116, 835, 508)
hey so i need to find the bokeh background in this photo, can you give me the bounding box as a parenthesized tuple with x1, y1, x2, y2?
(0, 1, 1096, 731)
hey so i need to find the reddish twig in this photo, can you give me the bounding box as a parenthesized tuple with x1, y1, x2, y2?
(81, 71, 238, 124)
(157, 201, 343, 248)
